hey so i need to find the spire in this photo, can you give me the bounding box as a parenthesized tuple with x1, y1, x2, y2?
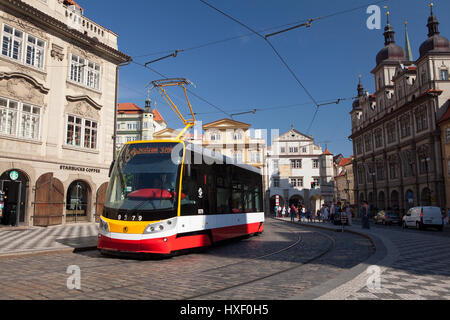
(144, 97, 152, 113)
(383, 11, 395, 45)
(427, 2, 440, 37)
(357, 74, 364, 97)
(404, 20, 414, 61)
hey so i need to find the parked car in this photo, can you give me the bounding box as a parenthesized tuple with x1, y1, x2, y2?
(402, 206, 443, 231)
(374, 210, 401, 225)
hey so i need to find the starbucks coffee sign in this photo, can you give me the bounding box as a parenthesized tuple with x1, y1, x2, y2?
(9, 170, 19, 181)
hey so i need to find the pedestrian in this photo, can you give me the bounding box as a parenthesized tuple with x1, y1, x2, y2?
(274, 205, 278, 217)
(287, 205, 291, 218)
(316, 209, 321, 222)
(323, 205, 329, 222)
(290, 205, 295, 222)
(282, 205, 286, 218)
(361, 200, 370, 229)
(346, 205, 352, 226)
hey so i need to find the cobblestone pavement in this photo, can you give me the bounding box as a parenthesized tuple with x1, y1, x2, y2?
(0, 223, 98, 255)
(0, 219, 373, 300)
(276, 217, 450, 300)
(343, 229, 450, 300)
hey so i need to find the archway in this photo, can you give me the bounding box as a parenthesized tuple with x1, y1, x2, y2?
(66, 180, 91, 223)
(270, 195, 285, 215)
(420, 188, 431, 206)
(390, 190, 399, 210)
(405, 189, 414, 210)
(0, 169, 29, 226)
(289, 195, 304, 208)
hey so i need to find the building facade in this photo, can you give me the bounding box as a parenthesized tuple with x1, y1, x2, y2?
(438, 107, 450, 214)
(0, 0, 130, 227)
(201, 118, 266, 170)
(266, 126, 334, 214)
(350, 7, 450, 215)
(116, 98, 167, 151)
(334, 156, 355, 206)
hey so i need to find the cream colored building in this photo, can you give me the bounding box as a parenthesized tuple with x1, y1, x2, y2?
(202, 118, 266, 170)
(0, 0, 130, 227)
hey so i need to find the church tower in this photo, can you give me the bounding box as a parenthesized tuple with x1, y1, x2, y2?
(142, 97, 155, 141)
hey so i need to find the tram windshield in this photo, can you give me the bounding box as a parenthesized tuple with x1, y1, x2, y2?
(103, 142, 184, 221)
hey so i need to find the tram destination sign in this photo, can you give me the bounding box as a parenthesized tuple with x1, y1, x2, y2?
(60, 165, 101, 174)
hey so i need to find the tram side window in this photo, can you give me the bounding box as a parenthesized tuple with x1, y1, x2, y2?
(180, 164, 198, 215)
(231, 166, 263, 213)
(216, 174, 231, 214)
(254, 186, 262, 212)
(232, 184, 243, 213)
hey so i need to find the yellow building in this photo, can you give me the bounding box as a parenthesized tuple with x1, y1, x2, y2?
(202, 118, 266, 170)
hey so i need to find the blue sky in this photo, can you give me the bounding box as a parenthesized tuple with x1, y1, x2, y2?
(75, 0, 450, 156)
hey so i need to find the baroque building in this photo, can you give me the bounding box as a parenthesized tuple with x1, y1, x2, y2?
(266, 126, 334, 214)
(0, 0, 130, 227)
(350, 6, 450, 214)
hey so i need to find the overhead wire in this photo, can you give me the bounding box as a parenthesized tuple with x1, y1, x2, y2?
(127, 0, 388, 129)
(198, 0, 388, 134)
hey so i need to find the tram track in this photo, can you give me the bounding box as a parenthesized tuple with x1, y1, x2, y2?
(183, 221, 337, 300)
(200, 222, 304, 273)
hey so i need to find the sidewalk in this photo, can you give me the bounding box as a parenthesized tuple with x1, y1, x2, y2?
(274, 216, 450, 300)
(0, 223, 99, 257)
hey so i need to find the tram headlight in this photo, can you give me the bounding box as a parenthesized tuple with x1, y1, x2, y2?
(99, 217, 109, 232)
(143, 218, 177, 234)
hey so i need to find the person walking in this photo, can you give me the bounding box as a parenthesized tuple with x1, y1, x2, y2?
(346, 205, 352, 226)
(361, 200, 370, 229)
(281, 205, 286, 218)
(323, 205, 329, 222)
(290, 205, 295, 222)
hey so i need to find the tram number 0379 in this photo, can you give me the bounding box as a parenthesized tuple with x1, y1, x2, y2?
(117, 214, 143, 221)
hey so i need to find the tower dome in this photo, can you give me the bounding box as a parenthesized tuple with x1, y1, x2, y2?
(376, 12, 406, 65)
(419, 3, 450, 58)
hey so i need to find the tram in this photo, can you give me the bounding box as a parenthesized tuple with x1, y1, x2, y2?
(97, 140, 264, 255)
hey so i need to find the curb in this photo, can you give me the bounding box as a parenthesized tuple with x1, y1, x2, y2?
(0, 246, 99, 259)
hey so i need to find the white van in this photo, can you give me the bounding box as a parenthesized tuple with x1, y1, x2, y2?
(402, 206, 443, 231)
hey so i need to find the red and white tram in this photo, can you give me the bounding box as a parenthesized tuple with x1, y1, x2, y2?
(98, 140, 264, 255)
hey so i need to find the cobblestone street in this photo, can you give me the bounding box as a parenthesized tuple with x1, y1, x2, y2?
(0, 219, 373, 300)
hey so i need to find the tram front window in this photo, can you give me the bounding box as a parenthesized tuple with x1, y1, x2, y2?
(103, 142, 183, 221)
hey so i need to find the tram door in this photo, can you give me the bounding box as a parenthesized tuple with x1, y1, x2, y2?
(0, 170, 28, 226)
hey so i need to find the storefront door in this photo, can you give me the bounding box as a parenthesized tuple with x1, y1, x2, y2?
(66, 180, 90, 223)
(0, 170, 28, 226)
